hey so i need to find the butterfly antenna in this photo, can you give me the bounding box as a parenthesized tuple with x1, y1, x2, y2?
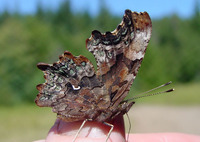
(131, 88, 174, 100)
(125, 81, 174, 102)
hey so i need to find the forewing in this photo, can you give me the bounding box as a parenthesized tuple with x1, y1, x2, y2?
(86, 10, 152, 110)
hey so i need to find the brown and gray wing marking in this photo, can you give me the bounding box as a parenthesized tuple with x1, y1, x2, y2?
(35, 51, 108, 121)
(86, 10, 152, 121)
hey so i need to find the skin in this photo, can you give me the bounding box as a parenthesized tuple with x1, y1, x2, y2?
(34, 115, 200, 142)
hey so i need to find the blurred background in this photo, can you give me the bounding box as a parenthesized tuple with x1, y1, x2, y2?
(0, 0, 199, 141)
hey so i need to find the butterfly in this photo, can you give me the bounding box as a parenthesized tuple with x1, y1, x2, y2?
(35, 9, 152, 141)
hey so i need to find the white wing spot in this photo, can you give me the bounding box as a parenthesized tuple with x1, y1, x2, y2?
(72, 85, 81, 90)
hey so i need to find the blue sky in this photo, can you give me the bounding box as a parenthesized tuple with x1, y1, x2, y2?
(0, 0, 198, 19)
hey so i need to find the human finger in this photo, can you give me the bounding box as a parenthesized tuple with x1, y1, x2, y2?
(127, 133, 200, 142)
(45, 115, 126, 142)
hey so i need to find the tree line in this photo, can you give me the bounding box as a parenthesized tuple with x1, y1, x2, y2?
(0, 0, 199, 105)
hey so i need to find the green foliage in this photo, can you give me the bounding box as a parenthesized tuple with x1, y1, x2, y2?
(0, 17, 56, 105)
(0, 0, 199, 105)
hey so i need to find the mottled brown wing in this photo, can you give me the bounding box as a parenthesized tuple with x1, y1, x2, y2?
(35, 9, 152, 122)
(86, 10, 152, 118)
(35, 51, 110, 122)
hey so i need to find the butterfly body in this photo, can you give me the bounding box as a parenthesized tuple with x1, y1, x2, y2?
(35, 9, 152, 122)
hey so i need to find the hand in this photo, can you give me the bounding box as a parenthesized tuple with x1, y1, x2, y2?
(34, 115, 200, 142)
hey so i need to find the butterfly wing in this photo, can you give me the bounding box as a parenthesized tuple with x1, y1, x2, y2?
(86, 10, 152, 119)
(35, 9, 152, 122)
(35, 51, 111, 121)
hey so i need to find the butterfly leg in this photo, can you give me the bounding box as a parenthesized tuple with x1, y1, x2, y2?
(125, 113, 131, 142)
(72, 119, 91, 142)
(103, 121, 114, 142)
